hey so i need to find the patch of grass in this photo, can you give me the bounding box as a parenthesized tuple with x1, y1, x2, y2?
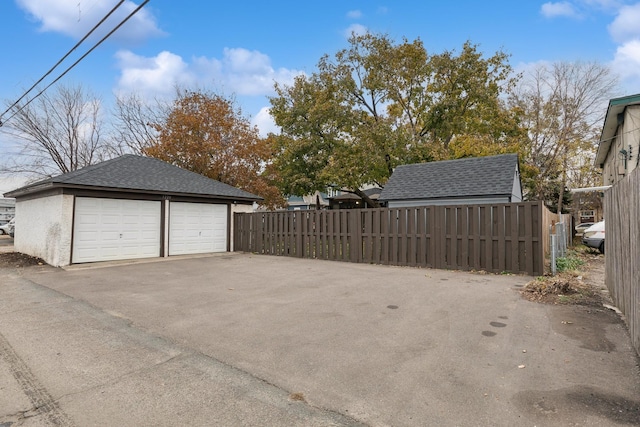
(556, 251, 584, 273)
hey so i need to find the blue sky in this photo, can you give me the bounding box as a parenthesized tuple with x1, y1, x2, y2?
(1, 0, 640, 193)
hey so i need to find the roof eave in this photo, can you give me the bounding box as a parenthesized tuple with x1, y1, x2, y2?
(596, 94, 640, 167)
(6, 182, 262, 203)
(4, 181, 55, 198)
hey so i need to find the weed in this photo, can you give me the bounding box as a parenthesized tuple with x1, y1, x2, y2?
(556, 251, 584, 272)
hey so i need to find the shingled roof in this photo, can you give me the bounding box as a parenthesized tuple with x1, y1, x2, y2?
(5, 155, 261, 201)
(379, 154, 519, 202)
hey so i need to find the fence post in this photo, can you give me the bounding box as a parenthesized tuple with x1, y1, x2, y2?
(349, 210, 362, 262)
(551, 234, 557, 275)
(550, 227, 557, 276)
(559, 221, 567, 257)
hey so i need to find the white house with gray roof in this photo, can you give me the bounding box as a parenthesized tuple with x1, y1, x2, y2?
(379, 154, 522, 208)
(4, 155, 261, 267)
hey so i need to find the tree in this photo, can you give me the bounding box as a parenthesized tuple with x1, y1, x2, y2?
(0, 84, 107, 177)
(269, 34, 526, 206)
(110, 91, 167, 155)
(143, 90, 284, 209)
(508, 62, 618, 212)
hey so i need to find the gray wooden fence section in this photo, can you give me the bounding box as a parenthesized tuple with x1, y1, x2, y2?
(604, 169, 640, 355)
(234, 202, 547, 276)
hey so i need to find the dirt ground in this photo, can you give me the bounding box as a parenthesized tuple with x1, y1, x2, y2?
(521, 248, 608, 306)
(0, 252, 45, 268)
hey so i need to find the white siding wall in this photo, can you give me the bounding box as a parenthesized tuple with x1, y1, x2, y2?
(15, 194, 73, 267)
(511, 170, 523, 202)
(230, 203, 254, 251)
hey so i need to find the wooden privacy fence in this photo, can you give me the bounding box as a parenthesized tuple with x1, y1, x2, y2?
(234, 201, 549, 276)
(604, 169, 640, 355)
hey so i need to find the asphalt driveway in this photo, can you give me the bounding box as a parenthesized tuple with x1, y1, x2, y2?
(1, 253, 639, 426)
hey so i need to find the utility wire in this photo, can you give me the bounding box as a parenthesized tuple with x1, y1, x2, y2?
(0, 0, 126, 123)
(1, 0, 149, 126)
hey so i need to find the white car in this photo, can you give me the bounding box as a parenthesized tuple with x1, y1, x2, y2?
(582, 220, 605, 254)
(0, 218, 13, 236)
(575, 222, 594, 236)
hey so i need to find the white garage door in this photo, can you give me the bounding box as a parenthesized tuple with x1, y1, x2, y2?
(73, 198, 161, 263)
(169, 202, 227, 255)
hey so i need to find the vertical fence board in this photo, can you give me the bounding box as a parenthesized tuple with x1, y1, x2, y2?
(459, 207, 469, 270)
(483, 206, 492, 271)
(372, 209, 381, 264)
(509, 205, 518, 273)
(523, 205, 534, 275)
(398, 209, 407, 266)
(471, 206, 480, 269)
(495, 206, 505, 272)
(416, 208, 426, 267)
(427, 207, 437, 268)
(433, 207, 443, 269)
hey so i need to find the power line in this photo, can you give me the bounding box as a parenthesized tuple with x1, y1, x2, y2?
(0, 0, 125, 122)
(1, 0, 149, 126)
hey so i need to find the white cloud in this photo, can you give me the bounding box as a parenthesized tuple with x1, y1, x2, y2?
(608, 3, 640, 43)
(344, 23, 368, 38)
(580, 0, 623, 10)
(346, 10, 362, 19)
(253, 107, 279, 137)
(540, 2, 580, 18)
(115, 48, 303, 98)
(611, 39, 640, 86)
(15, 0, 163, 43)
(115, 50, 195, 97)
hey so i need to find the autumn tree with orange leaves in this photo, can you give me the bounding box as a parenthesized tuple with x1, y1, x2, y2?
(143, 91, 284, 209)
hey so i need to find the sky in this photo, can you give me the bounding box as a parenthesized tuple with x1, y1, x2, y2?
(1, 0, 640, 194)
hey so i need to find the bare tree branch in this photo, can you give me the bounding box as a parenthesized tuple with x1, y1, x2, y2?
(1, 84, 108, 179)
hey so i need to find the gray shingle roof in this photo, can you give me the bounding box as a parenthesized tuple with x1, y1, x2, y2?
(6, 155, 261, 201)
(379, 154, 519, 202)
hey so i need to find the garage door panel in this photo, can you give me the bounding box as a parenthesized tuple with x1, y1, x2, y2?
(73, 198, 161, 264)
(169, 202, 227, 256)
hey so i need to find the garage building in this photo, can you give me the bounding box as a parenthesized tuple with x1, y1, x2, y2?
(4, 155, 261, 267)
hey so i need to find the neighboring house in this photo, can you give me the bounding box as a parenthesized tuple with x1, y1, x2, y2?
(596, 93, 640, 186)
(329, 188, 382, 209)
(3, 155, 261, 267)
(0, 198, 15, 225)
(577, 209, 597, 223)
(379, 154, 522, 208)
(286, 190, 330, 210)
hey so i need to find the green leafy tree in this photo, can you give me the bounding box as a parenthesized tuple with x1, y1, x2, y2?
(269, 34, 526, 206)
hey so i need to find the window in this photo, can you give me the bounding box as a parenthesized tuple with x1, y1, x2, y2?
(579, 210, 594, 219)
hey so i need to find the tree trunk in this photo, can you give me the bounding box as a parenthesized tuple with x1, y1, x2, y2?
(352, 188, 379, 208)
(557, 156, 568, 214)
